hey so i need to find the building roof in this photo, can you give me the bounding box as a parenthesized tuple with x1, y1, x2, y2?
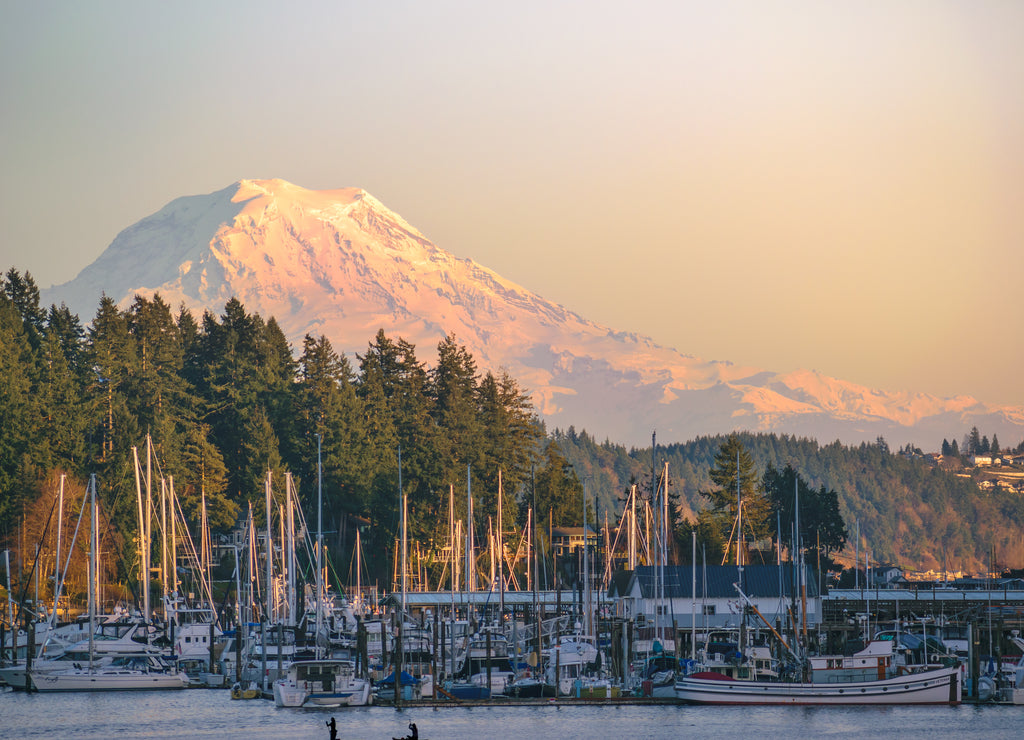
(613, 564, 820, 600)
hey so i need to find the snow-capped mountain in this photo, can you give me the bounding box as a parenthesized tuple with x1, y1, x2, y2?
(43, 179, 1024, 448)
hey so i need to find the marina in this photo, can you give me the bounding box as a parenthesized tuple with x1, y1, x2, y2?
(4, 688, 1024, 740)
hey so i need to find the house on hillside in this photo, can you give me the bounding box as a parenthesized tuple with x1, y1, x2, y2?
(871, 564, 903, 588)
(606, 564, 821, 631)
(551, 526, 598, 557)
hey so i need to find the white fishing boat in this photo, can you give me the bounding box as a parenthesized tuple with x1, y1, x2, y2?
(272, 658, 372, 707)
(674, 663, 961, 705)
(676, 630, 962, 705)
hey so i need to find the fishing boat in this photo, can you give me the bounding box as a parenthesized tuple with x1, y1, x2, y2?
(674, 663, 961, 705)
(273, 658, 372, 707)
(675, 639, 961, 706)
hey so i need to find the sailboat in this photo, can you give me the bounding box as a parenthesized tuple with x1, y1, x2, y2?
(30, 476, 188, 692)
(675, 471, 961, 706)
(271, 437, 371, 708)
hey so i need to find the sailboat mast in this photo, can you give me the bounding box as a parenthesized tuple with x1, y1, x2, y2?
(400, 446, 406, 615)
(316, 435, 324, 657)
(88, 474, 97, 670)
(265, 471, 273, 624)
(132, 446, 144, 620)
(466, 465, 475, 592)
(201, 490, 210, 606)
(583, 476, 590, 636)
(170, 477, 178, 598)
(498, 469, 504, 616)
(794, 476, 802, 642)
(628, 485, 636, 570)
(355, 529, 362, 610)
(54, 474, 64, 623)
(145, 436, 152, 623)
(161, 477, 168, 606)
(285, 474, 296, 626)
(691, 531, 697, 661)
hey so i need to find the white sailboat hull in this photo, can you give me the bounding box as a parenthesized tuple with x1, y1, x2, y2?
(674, 666, 961, 705)
(30, 668, 189, 692)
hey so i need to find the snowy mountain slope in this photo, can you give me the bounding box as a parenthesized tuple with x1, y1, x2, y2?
(43, 179, 1024, 448)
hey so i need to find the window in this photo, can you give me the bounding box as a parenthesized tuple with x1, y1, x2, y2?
(703, 605, 716, 616)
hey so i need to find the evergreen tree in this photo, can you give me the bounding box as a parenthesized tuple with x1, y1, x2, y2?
(762, 462, 847, 566)
(193, 299, 279, 502)
(991, 434, 1001, 458)
(534, 440, 585, 528)
(2, 268, 45, 347)
(0, 291, 36, 530)
(701, 435, 770, 563)
(37, 322, 88, 469)
(968, 427, 982, 456)
(296, 334, 371, 553)
(478, 370, 541, 530)
(86, 296, 138, 464)
(354, 330, 404, 555)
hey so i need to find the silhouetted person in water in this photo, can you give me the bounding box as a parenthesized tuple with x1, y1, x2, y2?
(393, 722, 418, 740)
(326, 716, 337, 740)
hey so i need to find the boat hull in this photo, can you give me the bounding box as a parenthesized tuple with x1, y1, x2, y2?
(307, 682, 372, 707)
(30, 669, 188, 692)
(674, 667, 961, 705)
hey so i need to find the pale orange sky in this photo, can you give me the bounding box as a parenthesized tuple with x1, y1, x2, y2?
(2, 2, 1021, 405)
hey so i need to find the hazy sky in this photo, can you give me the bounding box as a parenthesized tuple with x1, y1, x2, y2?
(2, 2, 1022, 406)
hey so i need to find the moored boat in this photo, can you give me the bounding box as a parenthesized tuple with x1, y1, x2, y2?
(273, 658, 371, 707)
(674, 664, 961, 705)
(29, 655, 189, 692)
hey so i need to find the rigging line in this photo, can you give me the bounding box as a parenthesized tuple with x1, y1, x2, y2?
(13, 491, 60, 627)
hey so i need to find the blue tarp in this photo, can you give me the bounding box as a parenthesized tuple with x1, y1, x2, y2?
(379, 670, 420, 685)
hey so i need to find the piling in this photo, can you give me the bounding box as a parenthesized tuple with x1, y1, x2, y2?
(260, 622, 267, 691)
(24, 618, 34, 692)
(276, 623, 283, 680)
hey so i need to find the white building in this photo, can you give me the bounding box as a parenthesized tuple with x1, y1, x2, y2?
(606, 564, 821, 631)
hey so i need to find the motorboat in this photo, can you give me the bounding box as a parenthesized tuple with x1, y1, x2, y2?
(273, 658, 372, 707)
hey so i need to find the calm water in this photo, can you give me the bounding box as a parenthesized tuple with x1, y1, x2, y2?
(2, 690, 1023, 739)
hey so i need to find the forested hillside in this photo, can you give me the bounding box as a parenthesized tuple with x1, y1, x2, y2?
(4, 267, 1022, 601)
(554, 428, 1024, 574)
(0, 270, 569, 593)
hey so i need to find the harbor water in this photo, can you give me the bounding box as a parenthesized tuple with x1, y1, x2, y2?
(3, 691, 1024, 739)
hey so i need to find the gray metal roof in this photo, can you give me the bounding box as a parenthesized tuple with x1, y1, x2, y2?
(623, 564, 820, 600)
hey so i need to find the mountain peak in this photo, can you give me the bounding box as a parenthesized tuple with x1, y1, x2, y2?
(42, 181, 1024, 447)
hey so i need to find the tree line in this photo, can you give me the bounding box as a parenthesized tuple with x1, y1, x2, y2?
(553, 428, 1024, 575)
(0, 269, 593, 596)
